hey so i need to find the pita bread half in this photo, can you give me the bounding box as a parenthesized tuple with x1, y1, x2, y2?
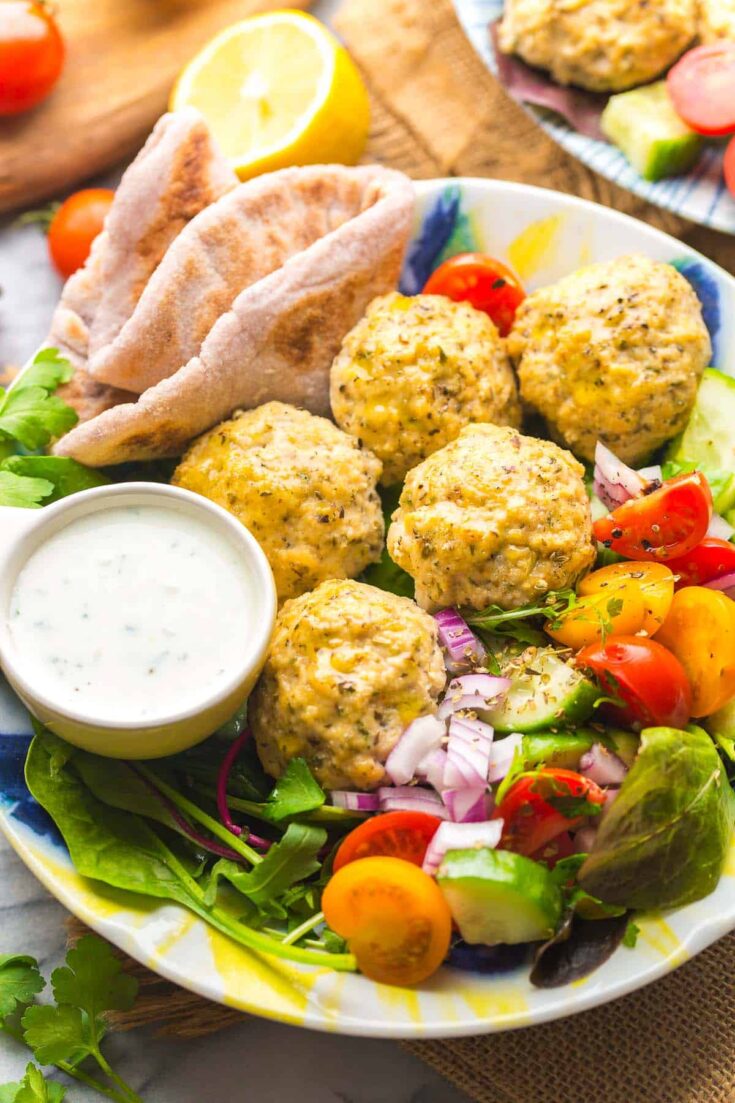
(49, 108, 237, 421)
(54, 165, 414, 467)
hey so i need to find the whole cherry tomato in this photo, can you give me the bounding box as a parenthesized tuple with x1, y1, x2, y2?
(667, 538, 735, 589)
(493, 769, 605, 857)
(423, 252, 526, 336)
(0, 1, 64, 115)
(333, 811, 443, 872)
(47, 189, 115, 278)
(576, 636, 692, 730)
(656, 587, 735, 717)
(593, 472, 713, 562)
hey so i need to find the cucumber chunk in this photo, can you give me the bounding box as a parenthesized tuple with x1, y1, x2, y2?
(522, 731, 595, 770)
(437, 848, 563, 946)
(484, 649, 598, 734)
(666, 370, 735, 518)
(601, 81, 702, 182)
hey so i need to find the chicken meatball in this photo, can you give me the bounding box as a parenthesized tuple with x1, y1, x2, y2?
(387, 424, 595, 612)
(498, 0, 696, 92)
(172, 402, 383, 603)
(250, 579, 446, 790)
(508, 255, 711, 466)
(330, 292, 520, 486)
(698, 0, 735, 41)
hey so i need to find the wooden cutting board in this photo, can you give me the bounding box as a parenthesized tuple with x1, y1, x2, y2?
(0, 0, 312, 214)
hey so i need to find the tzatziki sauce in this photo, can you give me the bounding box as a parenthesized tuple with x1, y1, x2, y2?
(8, 505, 253, 723)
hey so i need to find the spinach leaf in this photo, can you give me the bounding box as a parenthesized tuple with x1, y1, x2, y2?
(73, 754, 187, 837)
(579, 725, 734, 909)
(205, 824, 326, 910)
(264, 759, 325, 822)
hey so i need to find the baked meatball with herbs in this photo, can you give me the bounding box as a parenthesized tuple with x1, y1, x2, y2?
(498, 0, 696, 92)
(387, 424, 596, 612)
(508, 255, 711, 466)
(250, 579, 446, 791)
(172, 402, 383, 603)
(330, 292, 520, 486)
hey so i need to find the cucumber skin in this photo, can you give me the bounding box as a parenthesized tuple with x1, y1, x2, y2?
(522, 731, 594, 770)
(666, 369, 735, 476)
(488, 673, 599, 735)
(601, 81, 702, 183)
(437, 848, 563, 946)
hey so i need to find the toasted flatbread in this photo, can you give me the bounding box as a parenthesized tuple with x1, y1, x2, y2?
(49, 108, 237, 422)
(54, 164, 414, 466)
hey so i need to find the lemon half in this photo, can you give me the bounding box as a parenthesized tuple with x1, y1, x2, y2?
(170, 10, 370, 180)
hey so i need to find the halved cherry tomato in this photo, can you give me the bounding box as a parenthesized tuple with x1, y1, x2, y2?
(667, 43, 735, 137)
(725, 135, 735, 203)
(531, 831, 576, 869)
(493, 769, 605, 857)
(576, 636, 692, 730)
(0, 1, 64, 115)
(333, 811, 442, 872)
(48, 188, 115, 278)
(547, 562, 675, 650)
(422, 252, 525, 336)
(667, 538, 735, 589)
(593, 472, 713, 562)
(656, 587, 735, 717)
(322, 856, 452, 986)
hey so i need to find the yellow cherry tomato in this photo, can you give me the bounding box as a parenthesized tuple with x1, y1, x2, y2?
(546, 562, 676, 650)
(656, 586, 735, 717)
(321, 856, 452, 987)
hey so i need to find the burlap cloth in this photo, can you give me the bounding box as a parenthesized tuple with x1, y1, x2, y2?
(50, 2, 735, 1099)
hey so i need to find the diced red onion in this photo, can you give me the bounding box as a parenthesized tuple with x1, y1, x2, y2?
(593, 441, 647, 512)
(423, 818, 503, 875)
(444, 714, 493, 789)
(434, 608, 487, 673)
(638, 464, 662, 483)
(330, 791, 380, 812)
(442, 787, 491, 824)
(708, 513, 735, 541)
(704, 571, 735, 599)
(417, 747, 449, 790)
(487, 732, 523, 783)
(579, 743, 628, 787)
(378, 786, 450, 818)
(603, 788, 619, 811)
(574, 825, 598, 853)
(385, 715, 446, 786)
(437, 674, 511, 720)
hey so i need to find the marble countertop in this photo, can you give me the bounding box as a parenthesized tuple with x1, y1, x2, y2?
(0, 1, 470, 1099)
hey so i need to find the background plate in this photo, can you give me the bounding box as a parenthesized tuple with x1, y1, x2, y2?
(453, 0, 735, 235)
(1, 177, 734, 1038)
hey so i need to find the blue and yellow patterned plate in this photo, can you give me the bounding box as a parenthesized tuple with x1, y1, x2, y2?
(1, 178, 734, 1038)
(455, 0, 735, 235)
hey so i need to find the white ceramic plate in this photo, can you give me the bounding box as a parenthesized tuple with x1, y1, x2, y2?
(454, 0, 735, 235)
(1, 177, 734, 1038)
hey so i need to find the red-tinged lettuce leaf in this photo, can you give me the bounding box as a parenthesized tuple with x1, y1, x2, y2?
(490, 22, 608, 141)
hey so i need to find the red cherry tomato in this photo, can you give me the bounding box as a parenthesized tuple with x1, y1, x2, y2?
(47, 189, 115, 278)
(493, 769, 605, 857)
(725, 135, 735, 203)
(667, 538, 735, 589)
(576, 636, 692, 730)
(592, 472, 713, 562)
(333, 811, 443, 872)
(423, 252, 526, 337)
(0, 1, 64, 116)
(667, 43, 735, 137)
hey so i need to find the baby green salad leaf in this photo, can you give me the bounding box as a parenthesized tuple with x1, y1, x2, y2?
(580, 726, 735, 910)
(264, 758, 326, 822)
(206, 823, 326, 911)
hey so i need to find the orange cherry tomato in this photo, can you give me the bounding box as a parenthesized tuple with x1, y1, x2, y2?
(48, 188, 115, 278)
(547, 562, 675, 650)
(333, 811, 443, 872)
(493, 769, 605, 857)
(576, 636, 692, 730)
(656, 587, 735, 717)
(422, 252, 526, 336)
(322, 856, 452, 987)
(593, 472, 713, 562)
(0, 1, 64, 115)
(667, 538, 735, 589)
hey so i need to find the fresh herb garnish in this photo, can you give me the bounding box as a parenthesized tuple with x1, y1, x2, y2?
(0, 937, 141, 1103)
(467, 589, 578, 646)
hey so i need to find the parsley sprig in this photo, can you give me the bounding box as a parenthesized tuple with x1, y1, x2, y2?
(466, 589, 579, 646)
(0, 937, 142, 1103)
